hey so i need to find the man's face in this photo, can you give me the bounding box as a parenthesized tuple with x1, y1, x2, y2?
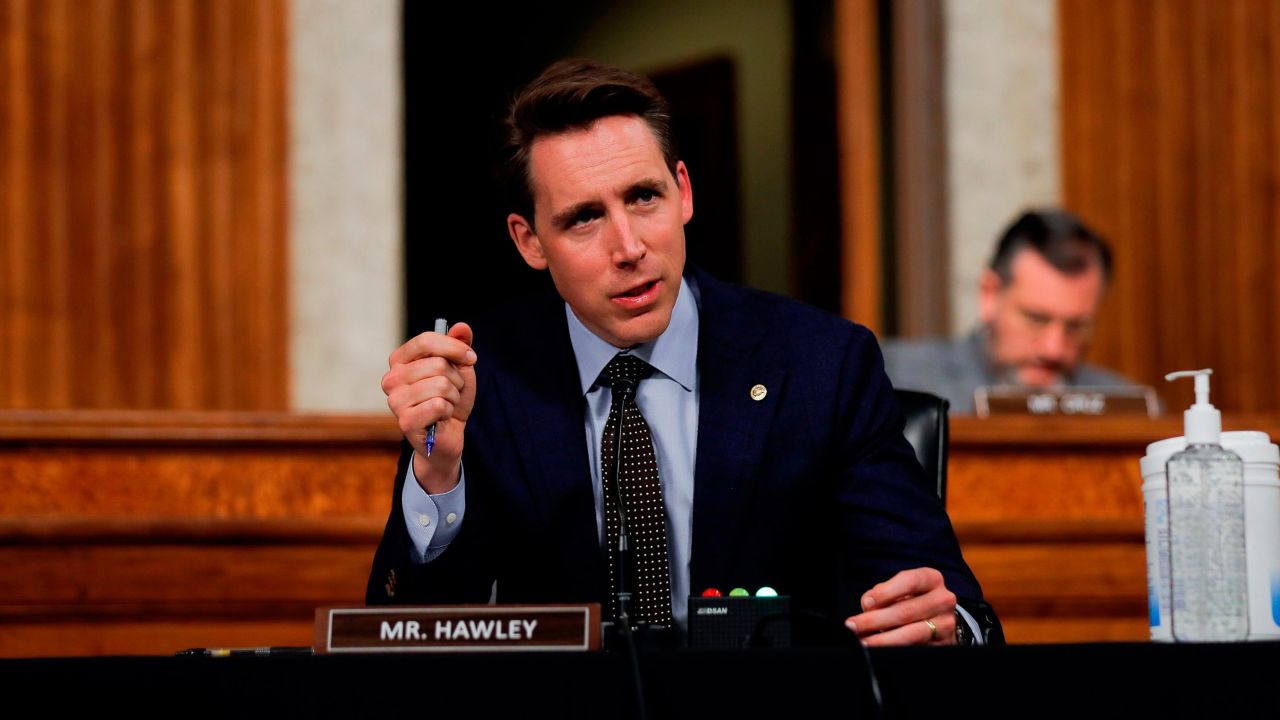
(978, 249, 1106, 387)
(507, 115, 692, 348)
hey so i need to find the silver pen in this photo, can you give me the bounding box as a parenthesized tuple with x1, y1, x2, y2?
(425, 318, 448, 457)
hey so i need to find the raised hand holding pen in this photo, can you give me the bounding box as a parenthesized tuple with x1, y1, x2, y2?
(381, 321, 477, 495)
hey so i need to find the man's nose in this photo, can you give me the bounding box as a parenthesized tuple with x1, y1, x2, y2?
(1037, 322, 1071, 360)
(609, 213, 646, 266)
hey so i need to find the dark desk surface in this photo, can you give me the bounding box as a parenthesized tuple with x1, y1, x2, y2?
(4, 642, 1279, 717)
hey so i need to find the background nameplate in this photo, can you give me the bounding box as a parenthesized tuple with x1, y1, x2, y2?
(974, 385, 1160, 418)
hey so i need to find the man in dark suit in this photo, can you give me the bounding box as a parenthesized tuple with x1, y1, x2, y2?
(368, 59, 995, 646)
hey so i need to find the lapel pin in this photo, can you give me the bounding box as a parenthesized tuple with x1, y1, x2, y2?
(750, 384, 767, 401)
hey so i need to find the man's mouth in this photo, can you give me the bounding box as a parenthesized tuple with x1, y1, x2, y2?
(1017, 362, 1067, 385)
(612, 279, 661, 307)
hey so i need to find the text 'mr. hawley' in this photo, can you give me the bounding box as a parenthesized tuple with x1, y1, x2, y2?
(380, 618, 539, 642)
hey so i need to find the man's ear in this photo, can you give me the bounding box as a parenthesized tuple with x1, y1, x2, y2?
(977, 268, 1004, 324)
(508, 213, 547, 270)
(675, 160, 694, 225)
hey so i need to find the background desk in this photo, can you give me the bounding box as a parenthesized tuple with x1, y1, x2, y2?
(5, 411, 1278, 655)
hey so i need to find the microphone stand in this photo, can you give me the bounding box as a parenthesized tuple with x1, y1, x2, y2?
(610, 378, 649, 720)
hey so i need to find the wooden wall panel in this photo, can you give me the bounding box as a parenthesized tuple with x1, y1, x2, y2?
(889, 0, 950, 338)
(0, 0, 288, 411)
(835, 0, 884, 333)
(1061, 0, 1280, 413)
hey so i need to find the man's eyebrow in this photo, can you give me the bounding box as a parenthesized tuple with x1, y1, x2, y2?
(550, 200, 603, 229)
(1019, 305, 1094, 324)
(627, 177, 668, 195)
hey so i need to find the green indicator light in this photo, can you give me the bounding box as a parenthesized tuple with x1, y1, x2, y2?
(728, 587, 750, 597)
(755, 586, 778, 597)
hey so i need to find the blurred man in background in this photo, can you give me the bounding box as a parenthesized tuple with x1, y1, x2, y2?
(883, 209, 1135, 414)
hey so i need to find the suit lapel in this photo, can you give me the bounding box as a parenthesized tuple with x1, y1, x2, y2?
(689, 270, 785, 588)
(489, 287, 603, 578)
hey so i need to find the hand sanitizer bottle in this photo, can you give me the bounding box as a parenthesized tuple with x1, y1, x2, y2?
(1165, 369, 1248, 641)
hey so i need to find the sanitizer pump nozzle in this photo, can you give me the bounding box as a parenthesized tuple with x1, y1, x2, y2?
(1164, 369, 1221, 445)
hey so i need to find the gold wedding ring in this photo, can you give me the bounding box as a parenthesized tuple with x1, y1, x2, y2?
(922, 617, 938, 642)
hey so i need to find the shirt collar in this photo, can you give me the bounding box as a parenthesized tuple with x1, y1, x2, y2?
(565, 277, 698, 395)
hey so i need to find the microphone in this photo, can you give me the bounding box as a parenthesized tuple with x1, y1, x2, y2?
(608, 376, 652, 720)
(610, 377, 638, 632)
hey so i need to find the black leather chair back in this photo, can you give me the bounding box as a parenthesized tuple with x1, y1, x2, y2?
(894, 389, 950, 503)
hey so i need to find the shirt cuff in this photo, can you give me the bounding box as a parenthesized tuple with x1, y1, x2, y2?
(401, 453, 466, 563)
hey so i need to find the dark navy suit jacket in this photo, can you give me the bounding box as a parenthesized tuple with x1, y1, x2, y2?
(367, 268, 985, 626)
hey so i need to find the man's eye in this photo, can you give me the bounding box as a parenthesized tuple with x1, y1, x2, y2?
(569, 212, 598, 228)
(1065, 319, 1092, 336)
(633, 189, 658, 204)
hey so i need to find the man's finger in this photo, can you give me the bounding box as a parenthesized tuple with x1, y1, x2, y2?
(389, 322, 476, 367)
(390, 356, 467, 393)
(860, 567, 944, 610)
(447, 322, 473, 347)
(388, 377, 463, 415)
(845, 587, 955, 636)
(859, 612, 956, 647)
(397, 398, 455, 441)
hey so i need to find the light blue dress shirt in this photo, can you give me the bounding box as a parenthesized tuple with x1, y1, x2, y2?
(565, 277, 699, 631)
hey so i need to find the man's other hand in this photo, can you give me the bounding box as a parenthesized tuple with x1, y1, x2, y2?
(844, 567, 958, 646)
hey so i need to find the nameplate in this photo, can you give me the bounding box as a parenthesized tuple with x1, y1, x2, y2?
(973, 385, 1160, 418)
(314, 605, 602, 654)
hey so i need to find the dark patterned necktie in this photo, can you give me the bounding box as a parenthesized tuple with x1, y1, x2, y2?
(599, 353, 673, 627)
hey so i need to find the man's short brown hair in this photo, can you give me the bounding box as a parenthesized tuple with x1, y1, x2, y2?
(504, 58, 679, 227)
(989, 209, 1113, 284)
